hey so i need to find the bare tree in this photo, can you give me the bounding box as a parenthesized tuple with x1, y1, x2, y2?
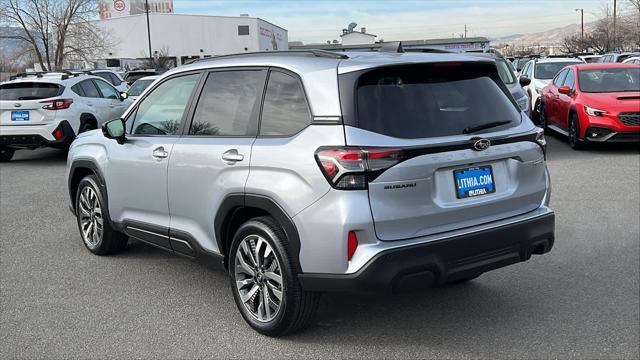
(141, 46, 175, 70)
(0, 0, 109, 71)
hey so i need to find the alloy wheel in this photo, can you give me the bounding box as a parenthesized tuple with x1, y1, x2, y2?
(78, 186, 103, 249)
(234, 235, 284, 323)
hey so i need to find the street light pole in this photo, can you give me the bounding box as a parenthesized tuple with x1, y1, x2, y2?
(576, 8, 584, 52)
(145, 0, 152, 61)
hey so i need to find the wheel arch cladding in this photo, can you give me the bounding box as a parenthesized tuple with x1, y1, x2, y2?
(80, 113, 98, 129)
(68, 160, 107, 214)
(215, 194, 303, 273)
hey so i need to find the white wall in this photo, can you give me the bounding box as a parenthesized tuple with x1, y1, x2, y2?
(96, 14, 288, 64)
(341, 32, 376, 46)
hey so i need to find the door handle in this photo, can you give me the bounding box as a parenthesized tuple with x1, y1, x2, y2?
(222, 149, 244, 163)
(152, 146, 169, 159)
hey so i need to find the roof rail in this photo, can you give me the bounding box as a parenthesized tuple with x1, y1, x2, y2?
(188, 49, 348, 64)
(404, 47, 452, 54)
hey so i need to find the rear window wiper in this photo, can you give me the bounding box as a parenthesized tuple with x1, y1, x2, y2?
(463, 120, 511, 134)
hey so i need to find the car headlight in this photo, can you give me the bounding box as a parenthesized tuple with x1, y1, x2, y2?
(584, 106, 607, 116)
(516, 96, 529, 111)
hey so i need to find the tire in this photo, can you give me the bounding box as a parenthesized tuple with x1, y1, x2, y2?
(229, 216, 320, 336)
(75, 175, 128, 255)
(79, 121, 96, 133)
(538, 101, 548, 131)
(532, 99, 540, 124)
(0, 147, 15, 162)
(569, 113, 585, 150)
(446, 273, 482, 285)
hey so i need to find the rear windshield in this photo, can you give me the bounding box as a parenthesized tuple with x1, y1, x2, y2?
(127, 79, 154, 96)
(535, 62, 581, 79)
(0, 82, 63, 100)
(352, 64, 520, 139)
(578, 68, 640, 93)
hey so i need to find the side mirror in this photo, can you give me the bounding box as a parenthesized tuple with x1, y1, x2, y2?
(119, 91, 128, 101)
(102, 118, 126, 144)
(558, 85, 572, 95)
(519, 76, 531, 87)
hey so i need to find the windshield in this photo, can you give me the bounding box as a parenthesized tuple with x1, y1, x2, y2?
(535, 62, 580, 79)
(128, 79, 154, 96)
(0, 82, 62, 100)
(496, 59, 516, 85)
(352, 64, 520, 139)
(578, 68, 640, 93)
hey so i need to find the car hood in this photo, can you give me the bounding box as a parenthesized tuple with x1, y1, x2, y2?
(580, 92, 640, 111)
(535, 79, 551, 89)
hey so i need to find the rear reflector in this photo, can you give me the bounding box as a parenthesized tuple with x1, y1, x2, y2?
(52, 127, 63, 140)
(347, 231, 358, 261)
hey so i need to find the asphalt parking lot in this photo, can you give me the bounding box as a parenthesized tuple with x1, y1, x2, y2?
(0, 134, 638, 359)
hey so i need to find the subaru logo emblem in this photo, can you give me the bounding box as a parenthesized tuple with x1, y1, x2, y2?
(14, 103, 21, 108)
(473, 139, 491, 151)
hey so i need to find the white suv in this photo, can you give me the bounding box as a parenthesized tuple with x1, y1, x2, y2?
(0, 73, 133, 161)
(518, 57, 583, 122)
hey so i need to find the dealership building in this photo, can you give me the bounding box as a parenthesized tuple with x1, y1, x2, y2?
(91, 13, 287, 69)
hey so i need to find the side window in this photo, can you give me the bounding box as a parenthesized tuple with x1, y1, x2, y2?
(94, 72, 114, 85)
(79, 80, 101, 98)
(130, 73, 200, 136)
(188, 70, 266, 136)
(553, 69, 568, 86)
(108, 73, 121, 85)
(93, 79, 120, 100)
(71, 84, 85, 97)
(260, 71, 311, 136)
(521, 63, 530, 77)
(563, 69, 575, 90)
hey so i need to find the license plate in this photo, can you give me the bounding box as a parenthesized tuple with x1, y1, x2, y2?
(11, 111, 29, 121)
(453, 165, 496, 199)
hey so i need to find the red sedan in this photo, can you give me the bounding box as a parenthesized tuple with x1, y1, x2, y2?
(539, 63, 639, 149)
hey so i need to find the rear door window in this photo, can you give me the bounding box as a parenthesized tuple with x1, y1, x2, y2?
(79, 80, 101, 98)
(259, 71, 311, 136)
(188, 70, 266, 136)
(0, 82, 62, 100)
(349, 63, 520, 139)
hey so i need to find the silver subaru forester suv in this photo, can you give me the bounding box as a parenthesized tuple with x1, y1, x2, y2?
(66, 49, 554, 336)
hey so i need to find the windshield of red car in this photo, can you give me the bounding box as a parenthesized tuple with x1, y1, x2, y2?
(578, 68, 640, 93)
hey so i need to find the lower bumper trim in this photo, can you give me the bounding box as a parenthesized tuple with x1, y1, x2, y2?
(299, 212, 555, 293)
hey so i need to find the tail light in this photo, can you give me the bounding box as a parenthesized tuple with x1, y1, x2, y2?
(41, 99, 73, 110)
(52, 125, 64, 140)
(315, 147, 405, 190)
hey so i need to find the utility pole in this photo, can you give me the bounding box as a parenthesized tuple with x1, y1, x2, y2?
(612, 0, 617, 51)
(145, 0, 153, 61)
(464, 24, 467, 38)
(576, 8, 584, 51)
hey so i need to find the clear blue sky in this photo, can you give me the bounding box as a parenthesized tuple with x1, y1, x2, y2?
(172, 0, 626, 43)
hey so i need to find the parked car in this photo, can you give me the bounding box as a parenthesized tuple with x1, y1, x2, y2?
(66, 50, 554, 336)
(87, 69, 129, 92)
(539, 63, 639, 149)
(123, 69, 163, 86)
(0, 73, 132, 161)
(578, 55, 603, 63)
(126, 75, 160, 101)
(512, 57, 531, 74)
(519, 57, 584, 122)
(622, 56, 640, 65)
(600, 52, 640, 63)
(470, 53, 532, 116)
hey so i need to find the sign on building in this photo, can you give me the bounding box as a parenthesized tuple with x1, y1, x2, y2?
(99, 0, 173, 19)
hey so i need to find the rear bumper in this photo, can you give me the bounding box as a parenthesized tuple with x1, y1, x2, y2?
(0, 120, 75, 148)
(298, 211, 555, 293)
